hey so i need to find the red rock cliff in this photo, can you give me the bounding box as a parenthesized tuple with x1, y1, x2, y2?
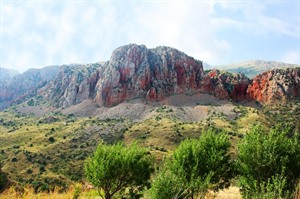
(247, 68, 300, 104)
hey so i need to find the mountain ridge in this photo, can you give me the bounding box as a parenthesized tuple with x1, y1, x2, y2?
(0, 44, 299, 111)
(214, 59, 299, 78)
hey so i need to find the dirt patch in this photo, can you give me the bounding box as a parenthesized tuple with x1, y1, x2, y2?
(206, 186, 241, 199)
(16, 105, 55, 117)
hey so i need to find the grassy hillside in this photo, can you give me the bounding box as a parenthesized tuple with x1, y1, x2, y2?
(0, 100, 299, 195)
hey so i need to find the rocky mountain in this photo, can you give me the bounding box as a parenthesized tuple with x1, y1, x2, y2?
(0, 67, 19, 83)
(1, 44, 300, 110)
(42, 44, 206, 107)
(247, 68, 300, 104)
(41, 63, 100, 107)
(204, 69, 250, 101)
(0, 66, 60, 109)
(40, 45, 300, 108)
(216, 60, 299, 78)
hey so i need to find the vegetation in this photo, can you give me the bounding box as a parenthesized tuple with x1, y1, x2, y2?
(84, 142, 153, 199)
(0, 165, 7, 192)
(150, 128, 234, 199)
(237, 125, 300, 198)
(0, 101, 300, 198)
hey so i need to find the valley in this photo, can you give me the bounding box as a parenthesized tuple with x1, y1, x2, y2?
(0, 44, 299, 198)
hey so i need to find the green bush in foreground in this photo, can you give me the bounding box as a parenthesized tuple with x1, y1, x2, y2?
(0, 165, 7, 192)
(85, 142, 153, 199)
(237, 125, 300, 198)
(150, 128, 234, 199)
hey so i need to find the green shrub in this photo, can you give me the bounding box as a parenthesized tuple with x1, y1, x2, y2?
(48, 137, 55, 143)
(85, 142, 153, 199)
(72, 185, 81, 199)
(237, 125, 300, 198)
(150, 128, 234, 199)
(0, 166, 7, 192)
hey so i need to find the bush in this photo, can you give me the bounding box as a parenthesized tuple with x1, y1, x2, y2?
(48, 137, 55, 143)
(0, 166, 7, 192)
(237, 125, 300, 198)
(85, 142, 153, 199)
(150, 128, 234, 199)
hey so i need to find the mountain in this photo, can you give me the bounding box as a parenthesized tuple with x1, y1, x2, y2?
(247, 68, 300, 104)
(0, 66, 60, 109)
(0, 67, 19, 83)
(42, 44, 206, 107)
(40, 44, 254, 109)
(205, 69, 250, 101)
(1, 44, 300, 111)
(216, 60, 299, 78)
(1, 44, 300, 192)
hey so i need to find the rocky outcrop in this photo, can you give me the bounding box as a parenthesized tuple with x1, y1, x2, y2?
(44, 44, 205, 108)
(93, 44, 205, 106)
(0, 66, 60, 109)
(247, 68, 300, 104)
(41, 64, 100, 107)
(202, 69, 250, 101)
(1, 44, 299, 110)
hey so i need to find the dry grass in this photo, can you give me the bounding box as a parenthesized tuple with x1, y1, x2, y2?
(0, 185, 243, 199)
(206, 187, 241, 199)
(0, 184, 101, 199)
(236, 108, 268, 134)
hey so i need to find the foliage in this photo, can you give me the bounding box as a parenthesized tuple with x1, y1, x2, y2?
(237, 124, 300, 198)
(84, 142, 153, 199)
(0, 166, 7, 192)
(150, 167, 186, 199)
(150, 128, 233, 199)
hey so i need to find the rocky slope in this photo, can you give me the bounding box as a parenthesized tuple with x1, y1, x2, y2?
(247, 68, 300, 104)
(1, 44, 300, 110)
(39, 44, 300, 107)
(0, 66, 60, 109)
(0, 67, 19, 83)
(41, 63, 100, 107)
(42, 44, 206, 107)
(203, 69, 250, 101)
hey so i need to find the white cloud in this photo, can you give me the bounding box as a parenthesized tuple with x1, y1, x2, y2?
(212, 1, 298, 38)
(1, 1, 298, 72)
(280, 51, 300, 64)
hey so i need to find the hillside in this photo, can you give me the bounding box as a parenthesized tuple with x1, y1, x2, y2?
(0, 68, 19, 83)
(0, 44, 300, 197)
(216, 60, 299, 78)
(0, 66, 60, 110)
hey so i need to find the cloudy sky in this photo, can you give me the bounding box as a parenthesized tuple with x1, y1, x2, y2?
(1, 0, 299, 72)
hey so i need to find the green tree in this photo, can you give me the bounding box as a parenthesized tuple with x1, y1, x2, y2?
(0, 164, 7, 192)
(85, 142, 153, 199)
(237, 125, 300, 198)
(150, 128, 233, 199)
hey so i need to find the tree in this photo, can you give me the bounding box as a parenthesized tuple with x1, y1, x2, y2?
(85, 142, 153, 199)
(237, 125, 300, 198)
(0, 164, 7, 192)
(150, 128, 234, 199)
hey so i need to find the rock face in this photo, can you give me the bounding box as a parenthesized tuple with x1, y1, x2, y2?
(202, 69, 250, 101)
(93, 44, 205, 106)
(1, 44, 299, 109)
(41, 64, 100, 107)
(247, 68, 300, 104)
(35, 45, 300, 108)
(0, 66, 60, 109)
(44, 44, 205, 108)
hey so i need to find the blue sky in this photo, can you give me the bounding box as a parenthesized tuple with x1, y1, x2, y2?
(1, 0, 299, 72)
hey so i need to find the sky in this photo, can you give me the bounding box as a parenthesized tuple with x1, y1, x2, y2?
(1, 0, 299, 73)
